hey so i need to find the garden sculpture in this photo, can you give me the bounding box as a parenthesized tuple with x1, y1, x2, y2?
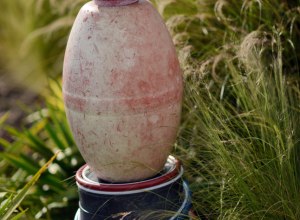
(63, 0, 183, 182)
(63, 0, 191, 219)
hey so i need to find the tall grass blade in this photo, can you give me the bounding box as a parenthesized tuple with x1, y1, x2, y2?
(10, 209, 28, 220)
(0, 152, 59, 220)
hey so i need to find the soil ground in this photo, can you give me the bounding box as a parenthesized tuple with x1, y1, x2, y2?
(0, 75, 40, 142)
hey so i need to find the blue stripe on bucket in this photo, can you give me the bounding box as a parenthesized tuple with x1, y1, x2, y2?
(170, 181, 193, 220)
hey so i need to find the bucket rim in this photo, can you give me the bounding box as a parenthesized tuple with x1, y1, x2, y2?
(76, 167, 183, 195)
(76, 155, 181, 192)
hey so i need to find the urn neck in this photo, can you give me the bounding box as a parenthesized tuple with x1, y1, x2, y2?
(93, 0, 138, 7)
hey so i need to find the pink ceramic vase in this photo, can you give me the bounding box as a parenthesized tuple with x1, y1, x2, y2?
(63, 0, 183, 182)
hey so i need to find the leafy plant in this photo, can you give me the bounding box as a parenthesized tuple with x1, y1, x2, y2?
(0, 81, 84, 219)
(0, 152, 58, 220)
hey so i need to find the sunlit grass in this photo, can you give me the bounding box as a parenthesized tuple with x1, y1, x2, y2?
(159, 0, 300, 219)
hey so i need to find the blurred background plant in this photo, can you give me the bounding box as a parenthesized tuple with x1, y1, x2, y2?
(0, 152, 58, 220)
(0, 0, 85, 91)
(0, 0, 299, 219)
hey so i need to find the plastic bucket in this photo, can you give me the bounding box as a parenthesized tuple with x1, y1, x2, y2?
(74, 156, 192, 220)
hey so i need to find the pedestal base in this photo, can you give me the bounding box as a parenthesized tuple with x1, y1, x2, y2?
(74, 156, 192, 220)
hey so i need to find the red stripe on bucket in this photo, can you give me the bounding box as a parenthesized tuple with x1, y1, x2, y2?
(76, 155, 181, 192)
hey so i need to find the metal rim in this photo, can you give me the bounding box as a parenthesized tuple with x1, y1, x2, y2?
(76, 167, 183, 195)
(76, 155, 181, 192)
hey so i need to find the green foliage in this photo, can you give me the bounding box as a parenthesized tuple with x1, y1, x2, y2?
(0, 82, 84, 219)
(179, 48, 300, 219)
(0, 0, 85, 91)
(0, 153, 58, 220)
(156, 0, 300, 219)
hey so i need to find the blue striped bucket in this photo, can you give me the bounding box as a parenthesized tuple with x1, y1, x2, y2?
(74, 156, 193, 220)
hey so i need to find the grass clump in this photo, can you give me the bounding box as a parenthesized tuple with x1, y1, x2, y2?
(157, 0, 300, 219)
(180, 45, 300, 219)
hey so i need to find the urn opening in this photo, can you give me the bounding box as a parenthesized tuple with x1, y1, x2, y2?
(93, 0, 139, 7)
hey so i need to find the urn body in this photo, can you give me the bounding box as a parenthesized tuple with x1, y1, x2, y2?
(63, 0, 183, 182)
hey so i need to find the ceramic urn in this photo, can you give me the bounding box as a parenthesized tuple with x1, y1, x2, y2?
(63, 0, 183, 182)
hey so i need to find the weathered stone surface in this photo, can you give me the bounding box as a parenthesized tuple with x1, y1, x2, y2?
(63, 0, 183, 182)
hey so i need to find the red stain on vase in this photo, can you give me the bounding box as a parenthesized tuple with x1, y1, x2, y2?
(138, 81, 150, 93)
(76, 128, 86, 147)
(116, 123, 122, 132)
(64, 93, 87, 112)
